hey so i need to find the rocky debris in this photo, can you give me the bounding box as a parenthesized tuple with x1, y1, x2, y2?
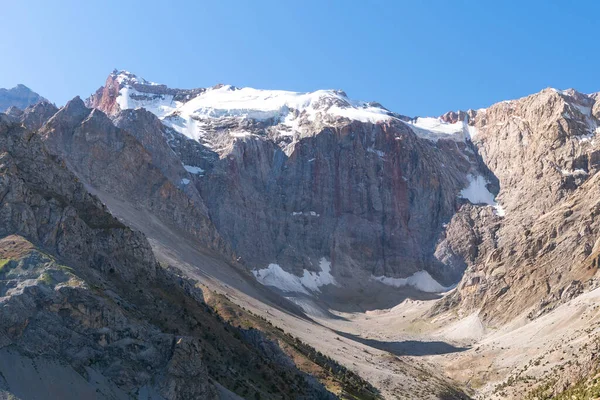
(0, 84, 48, 112)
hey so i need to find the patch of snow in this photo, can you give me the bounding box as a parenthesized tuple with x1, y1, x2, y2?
(252, 258, 337, 294)
(291, 211, 320, 217)
(404, 116, 477, 142)
(116, 87, 180, 118)
(114, 70, 160, 86)
(460, 175, 505, 217)
(252, 264, 309, 294)
(561, 168, 588, 176)
(372, 270, 451, 293)
(174, 86, 393, 125)
(300, 258, 337, 292)
(180, 178, 190, 185)
(494, 204, 506, 217)
(230, 131, 253, 138)
(115, 76, 396, 145)
(183, 165, 204, 174)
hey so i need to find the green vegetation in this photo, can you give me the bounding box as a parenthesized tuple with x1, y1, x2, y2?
(525, 374, 600, 400)
(0, 258, 10, 272)
(57, 264, 75, 274)
(205, 291, 381, 399)
(38, 272, 53, 286)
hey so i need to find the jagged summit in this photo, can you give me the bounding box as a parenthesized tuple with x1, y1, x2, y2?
(0, 84, 48, 112)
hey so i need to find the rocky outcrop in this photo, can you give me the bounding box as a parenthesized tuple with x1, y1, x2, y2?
(435, 88, 600, 323)
(198, 120, 482, 285)
(40, 97, 230, 257)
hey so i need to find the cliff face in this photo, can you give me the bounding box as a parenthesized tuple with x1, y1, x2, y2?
(197, 120, 480, 285)
(39, 97, 231, 258)
(85, 70, 496, 292)
(435, 88, 600, 323)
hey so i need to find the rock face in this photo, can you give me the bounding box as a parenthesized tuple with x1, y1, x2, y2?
(86, 70, 497, 291)
(0, 113, 337, 399)
(85, 71, 600, 327)
(0, 84, 48, 112)
(39, 97, 230, 258)
(435, 88, 600, 323)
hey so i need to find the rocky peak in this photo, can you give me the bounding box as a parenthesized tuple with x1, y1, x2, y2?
(0, 84, 48, 112)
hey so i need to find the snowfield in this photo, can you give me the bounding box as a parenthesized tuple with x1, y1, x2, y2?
(404, 116, 478, 142)
(113, 71, 488, 147)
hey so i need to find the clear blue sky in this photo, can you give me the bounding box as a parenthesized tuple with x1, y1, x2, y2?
(1, 0, 598, 116)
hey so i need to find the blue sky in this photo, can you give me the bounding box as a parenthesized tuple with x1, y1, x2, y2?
(1, 0, 598, 116)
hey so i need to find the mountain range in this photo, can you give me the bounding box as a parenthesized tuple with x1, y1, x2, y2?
(2, 71, 600, 399)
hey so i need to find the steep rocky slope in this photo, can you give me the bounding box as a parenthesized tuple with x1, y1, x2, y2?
(39, 97, 230, 258)
(436, 88, 600, 324)
(0, 114, 360, 399)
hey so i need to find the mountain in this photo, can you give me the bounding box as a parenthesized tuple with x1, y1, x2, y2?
(84, 71, 600, 398)
(87, 70, 496, 296)
(0, 84, 48, 112)
(2, 71, 600, 399)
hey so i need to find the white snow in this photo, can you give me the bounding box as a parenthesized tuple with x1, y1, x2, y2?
(561, 168, 588, 176)
(252, 258, 337, 294)
(252, 263, 309, 294)
(114, 73, 396, 145)
(116, 86, 180, 118)
(300, 258, 337, 292)
(371, 270, 451, 293)
(291, 211, 320, 217)
(404, 116, 477, 142)
(460, 174, 505, 216)
(180, 178, 190, 185)
(174, 86, 393, 125)
(114, 70, 160, 86)
(460, 175, 496, 205)
(183, 165, 204, 174)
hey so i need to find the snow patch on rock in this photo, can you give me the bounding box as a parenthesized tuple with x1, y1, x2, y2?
(371, 270, 451, 293)
(116, 87, 179, 118)
(183, 165, 204, 174)
(460, 175, 505, 216)
(404, 117, 477, 142)
(252, 258, 337, 294)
